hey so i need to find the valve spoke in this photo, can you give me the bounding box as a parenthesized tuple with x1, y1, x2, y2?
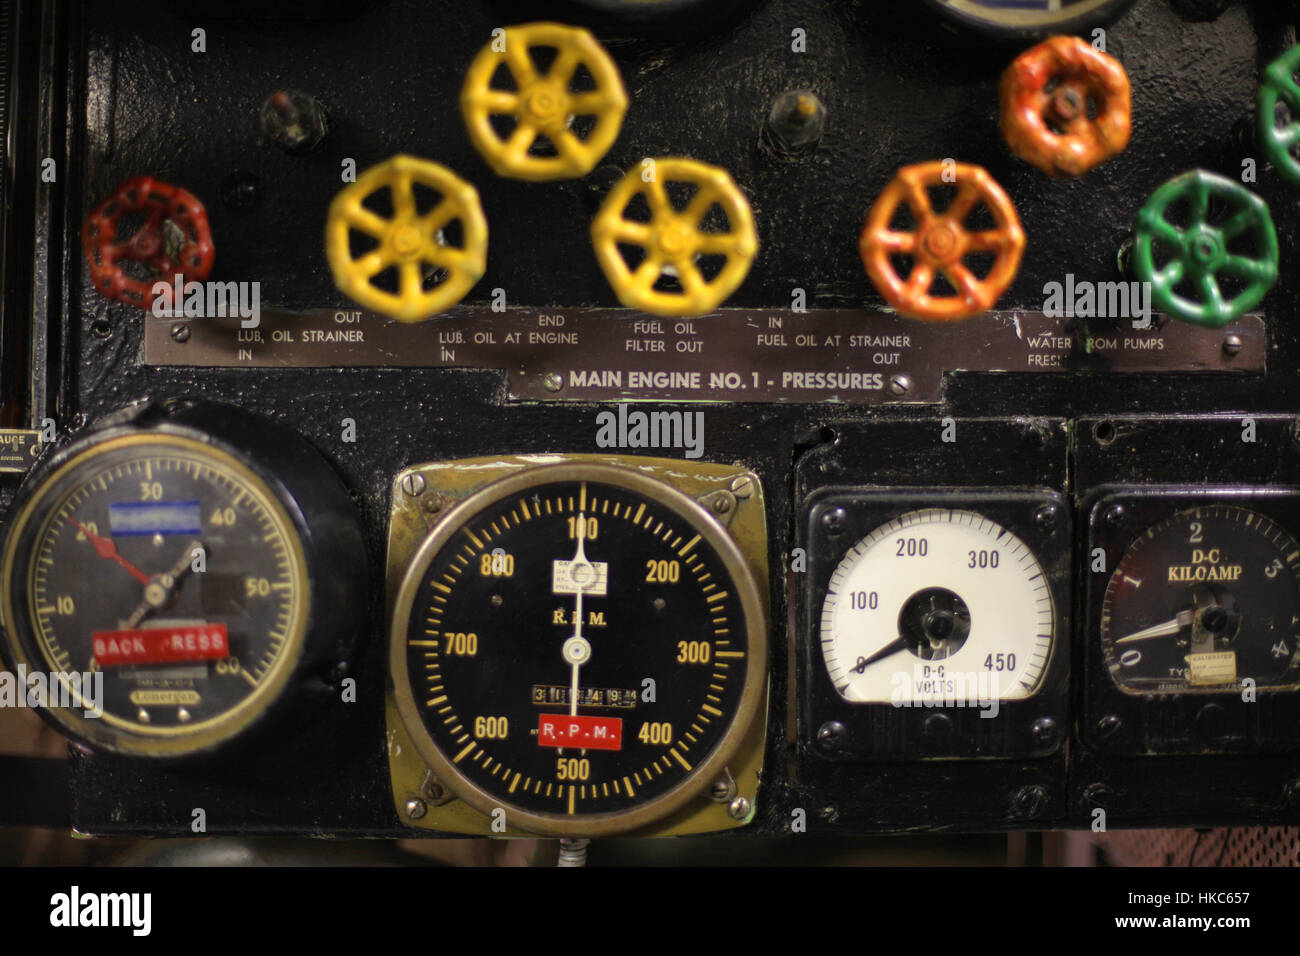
(344, 206, 392, 239)
(696, 232, 739, 256)
(503, 42, 537, 87)
(945, 263, 983, 301)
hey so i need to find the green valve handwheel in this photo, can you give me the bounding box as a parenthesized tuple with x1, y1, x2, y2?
(1133, 170, 1278, 328)
(1259, 44, 1300, 187)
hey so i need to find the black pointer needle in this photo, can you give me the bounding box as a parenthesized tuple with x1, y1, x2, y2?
(850, 636, 909, 674)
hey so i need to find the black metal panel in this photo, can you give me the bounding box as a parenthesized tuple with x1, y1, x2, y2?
(2, 0, 1299, 836)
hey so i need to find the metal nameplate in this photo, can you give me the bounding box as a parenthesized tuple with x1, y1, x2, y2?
(0, 430, 43, 474)
(142, 307, 1266, 405)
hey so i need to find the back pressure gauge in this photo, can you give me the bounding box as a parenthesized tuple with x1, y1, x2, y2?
(801, 490, 1070, 761)
(923, 0, 1137, 39)
(387, 456, 769, 838)
(0, 401, 366, 758)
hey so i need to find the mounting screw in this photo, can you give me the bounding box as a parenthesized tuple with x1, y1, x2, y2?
(170, 323, 190, 343)
(710, 776, 734, 802)
(1082, 782, 1113, 810)
(816, 720, 845, 751)
(1023, 419, 1051, 450)
(727, 795, 752, 820)
(1094, 713, 1124, 741)
(1030, 716, 1059, 749)
(1222, 333, 1243, 357)
(761, 90, 826, 158)
(404, 798, 427, 821)
(543, 372, 564, 393)
(221, 169, 261, 213)
(400, 472, 426, 498)
(922, 713, 953, 739)
(1103, 503, 1127, 532)
(728, 474, 756, 499)
(711, 494, 733, 515)
(1011, 784, 1048, 820)
(888, 374, 911, 396)
(820, 507, 847, 537)
(1034, 504, 1059, 535)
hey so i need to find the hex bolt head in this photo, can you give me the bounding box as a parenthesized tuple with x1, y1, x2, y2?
(261, 89, 328, 154)
(762, 90, 826, 158)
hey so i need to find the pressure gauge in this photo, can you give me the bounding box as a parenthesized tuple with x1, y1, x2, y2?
(0, 402, 365, 758)
(388, 459, 768, 837)
(1101, 505, 1300, 693)
(801, 490, 1069, 762)
(821, 509, 1054, 703)
(923, 0, 1137, 39)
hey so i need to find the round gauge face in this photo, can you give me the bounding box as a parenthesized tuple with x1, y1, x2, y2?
(1100, 505, 1300, 694)
(1, 434, 310, 756)
(390, 465, 766, 837)
(820, 509, 1055, 704)
(924, 0, 1135, 33)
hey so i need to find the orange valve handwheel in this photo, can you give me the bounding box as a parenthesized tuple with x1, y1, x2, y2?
(1000, 35, 1131, 178)
(325, 155, 488, 323)
(82, 176, 215, 309)
(591, 158, 758, 318)
(859, 162, 1025, 322)
(461, 22, 628, 182)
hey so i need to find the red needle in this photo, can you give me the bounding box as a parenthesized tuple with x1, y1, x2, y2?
(67, 517, 151, 586)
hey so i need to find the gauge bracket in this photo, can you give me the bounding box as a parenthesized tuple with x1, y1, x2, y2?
(384, 453, 769, 837)
(0, 400, 367, 760)
(1081, 485, 1300, 756)
(799, 487, 1071, 762)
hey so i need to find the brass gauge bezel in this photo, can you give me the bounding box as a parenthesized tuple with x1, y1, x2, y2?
(0, 432, 313, 758)
(388, 457, 769, 838)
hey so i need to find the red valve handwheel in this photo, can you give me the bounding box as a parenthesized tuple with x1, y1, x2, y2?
(1000, 35, 1131, 178)
(82, 176, 215, 308)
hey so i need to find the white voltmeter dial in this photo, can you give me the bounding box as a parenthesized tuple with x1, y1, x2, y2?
(820, 509, 1055, 704)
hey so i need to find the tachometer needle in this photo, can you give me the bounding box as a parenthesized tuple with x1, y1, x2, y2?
(68, 517, 150, 586)
(1115, 609, 1195, 644)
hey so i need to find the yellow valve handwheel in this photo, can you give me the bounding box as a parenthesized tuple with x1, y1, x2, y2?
(460, 22, 628, 182)
(591, 158, 758, 317)
(325, 155, 488, 322)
